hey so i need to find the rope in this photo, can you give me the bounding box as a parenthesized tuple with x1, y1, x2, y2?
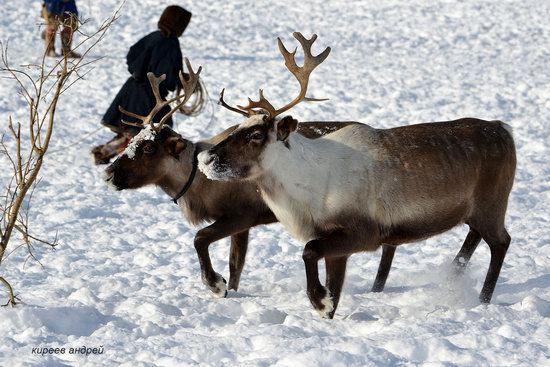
(50, 77, 214, 156)
(176, 78, 208, 117)
(172, 77, 217, 131)
(48, 125, 103, 155)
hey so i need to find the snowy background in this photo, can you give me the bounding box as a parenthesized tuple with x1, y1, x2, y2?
(1, 0, 549, 365)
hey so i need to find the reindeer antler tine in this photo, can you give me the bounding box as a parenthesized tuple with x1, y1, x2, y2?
(237, 89, 276, 118)
(271, 32, 331, 117)
(293, 32, 331, 67)
(119, 105, 153, 129)
(118, 61, 205, 133)
(277, 38, 298, 68)
(156, 59, 203, 131)
(183, 57, 201, 78)
(304, 96, 329, 102)
(218, 88, 250, 117)
(292, 32, 308, 49)
(223, 33, 330, 120)
(277, 37, 291, 56)
(315, 46, 331, 65)
(120, 119, 147, 128)
(147, 72, 166, 104)
(118, 105, 147, 121)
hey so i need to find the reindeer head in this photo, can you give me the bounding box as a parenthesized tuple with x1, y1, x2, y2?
(105, 126, 192, 190)
(104, 59, 201, 190)
(198, 32, 330, 181)
(198, 114, 299, 181)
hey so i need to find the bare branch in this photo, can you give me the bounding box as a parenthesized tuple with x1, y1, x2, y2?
(0, 4, 120, 303)
(0, 136, 18, 185)
(0, 277, 18, 306)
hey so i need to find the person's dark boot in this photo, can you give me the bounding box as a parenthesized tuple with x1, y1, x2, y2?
(91, 133, 132, 165)
(61, 29, 81, 58)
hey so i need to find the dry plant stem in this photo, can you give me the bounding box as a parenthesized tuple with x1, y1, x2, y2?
(0, 276, 17, 306)
(0, 4, 123, 304)
(0, 58, 68, 265)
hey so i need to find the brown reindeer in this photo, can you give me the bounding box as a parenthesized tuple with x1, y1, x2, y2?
(198, 33, 517, 318)
(103, 59, 365, 297)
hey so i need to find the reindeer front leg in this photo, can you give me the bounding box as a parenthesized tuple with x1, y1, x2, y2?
(194, 217, 256, 298)
(325, 256, 348, 319)
(303, 232, 373, 318)
(228, 230, 249, 291)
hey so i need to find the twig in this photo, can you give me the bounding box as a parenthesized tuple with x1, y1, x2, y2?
(0, 276, 18, 306)
(0, 3, 122, 300)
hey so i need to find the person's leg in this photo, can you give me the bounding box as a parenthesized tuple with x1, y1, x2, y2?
(42, 6, 57, 57)
(61, 13, 81, 58)
(91, 131, 134, 165)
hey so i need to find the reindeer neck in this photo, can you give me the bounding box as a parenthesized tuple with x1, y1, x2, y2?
(158, 143, 204, 201)
(260, 133, 329, 195)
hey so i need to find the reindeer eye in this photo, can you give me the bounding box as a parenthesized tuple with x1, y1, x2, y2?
(143, 143, 156, 154)
(249, 131, 264, 141)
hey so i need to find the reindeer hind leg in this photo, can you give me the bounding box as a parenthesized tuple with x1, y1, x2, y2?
(477, 227, 511, 304)
(451, 228, 482, 273)
(371, 244, 396, 292)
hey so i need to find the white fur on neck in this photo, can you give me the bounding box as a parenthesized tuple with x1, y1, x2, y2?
(258, 125, 375, 242)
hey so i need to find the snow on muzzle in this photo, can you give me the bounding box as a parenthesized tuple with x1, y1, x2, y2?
(198, 150, 239, 181)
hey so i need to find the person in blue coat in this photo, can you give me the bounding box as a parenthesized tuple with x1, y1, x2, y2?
(92, 5, 192, 164)
(42, 0, 80, 57)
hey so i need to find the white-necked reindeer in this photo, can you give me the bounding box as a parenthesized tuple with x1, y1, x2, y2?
(198, 33, 516, 318)
(104, 59, 368, 299)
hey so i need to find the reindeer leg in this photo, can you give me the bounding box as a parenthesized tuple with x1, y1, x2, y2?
(325, 256, 348, 319)
(228, 230, 249, 291)
(478, 228, 511, 303)
(303, 232, 370, 318)
(194, 217, 256, 298)
(451, 228, 482, 272)
(371, 244, 396, 292)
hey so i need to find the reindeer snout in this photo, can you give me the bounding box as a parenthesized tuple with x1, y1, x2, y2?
(198, 150, 227, 180)
(103, 162, 126, 190)
(103, 171, 113, 182)
(103, 166, 114, 183)
(102, 169, 121, 191)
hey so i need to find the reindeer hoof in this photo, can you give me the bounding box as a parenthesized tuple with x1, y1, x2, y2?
(211, 278, 228, 298)
(317, 293, 334, 319)
(203, 273, 228, 298)
(212, 276, 228, 298)
(309, 286, 334, 318)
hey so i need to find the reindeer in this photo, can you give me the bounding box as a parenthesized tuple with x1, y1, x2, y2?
(198, 33, 517, 318)
(103, 58, 364, 298)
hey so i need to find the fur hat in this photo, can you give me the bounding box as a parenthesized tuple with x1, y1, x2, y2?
(158, 5, 192, 37)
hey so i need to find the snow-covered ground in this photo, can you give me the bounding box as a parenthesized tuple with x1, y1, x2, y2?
(1, 0, 549, 365)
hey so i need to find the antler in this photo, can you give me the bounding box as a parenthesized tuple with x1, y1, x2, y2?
(119, 57, 202, 132)
(218, 32, 330, 120)
(218, 88, 250, 117)
(274, 32, 331, 116)
(236, 89, 277, 117)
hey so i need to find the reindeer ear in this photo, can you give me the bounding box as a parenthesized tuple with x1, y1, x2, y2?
(165, 136, 187, 157)
(276, 116, 298, 141)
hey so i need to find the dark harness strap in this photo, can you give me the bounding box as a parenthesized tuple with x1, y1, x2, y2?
(172, 147, 199, 204)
